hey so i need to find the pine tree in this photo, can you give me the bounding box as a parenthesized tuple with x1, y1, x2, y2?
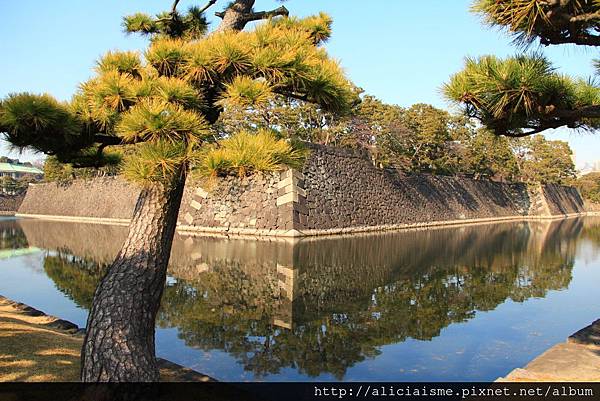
(0, 0, 355, 382)
(444, 0, 600, 137)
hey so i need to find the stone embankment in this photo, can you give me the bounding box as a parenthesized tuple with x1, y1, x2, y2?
(18, 178, 138, 224)
(17, 144, 589, 237)
(0, 194, 25, 216)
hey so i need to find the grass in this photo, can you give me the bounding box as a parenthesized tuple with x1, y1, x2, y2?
(0, 298, 80, 382)
(0, 297, 212, 382)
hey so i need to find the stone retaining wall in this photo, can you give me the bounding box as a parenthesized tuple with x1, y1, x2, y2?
(300, 144, 532, 231)
(17, 144, 587, 236)
(18, 178, 138, 220)
(0, 194, 25, 214)
(177, 172, 291, 235)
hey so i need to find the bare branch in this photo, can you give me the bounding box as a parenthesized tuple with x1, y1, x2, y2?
(171, 0, 181, 15)
(541, 33, 600, 46)
(198, 0, 218, 14)
(570, 11, 600, 23)
(272, 88, 308, 102)
(245, 6, 289, 22)
(553, 105, 600, 119)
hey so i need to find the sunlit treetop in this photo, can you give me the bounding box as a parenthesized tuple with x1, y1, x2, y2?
(0, 7, 355, 183)
(472, 0, 600, 47)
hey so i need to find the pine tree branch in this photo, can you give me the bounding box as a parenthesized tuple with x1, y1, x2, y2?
(569, 11, 600, 23)
(540, 33, 600, 46)
(198, 0, 218, 14)
(272, 88, 308, 102)
(171, 0, 181, 15)
(497, 105, 600, 137)
(94, 135, 123, 146)
(553, 105, 600, 119)
(244, 6, 289, 22)
(214, 0, 290, 32)
(215, 0, 255, 19)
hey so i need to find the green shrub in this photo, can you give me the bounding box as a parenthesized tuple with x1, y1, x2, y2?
(196, 129, 307, 177)
(576, 172, 600, 204)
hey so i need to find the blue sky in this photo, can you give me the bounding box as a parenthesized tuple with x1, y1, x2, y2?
(1, 0, 598, 167)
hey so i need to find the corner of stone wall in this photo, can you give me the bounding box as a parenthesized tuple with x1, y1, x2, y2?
(526, 183, 551, 217)
(181, 186, 209, 226)
(276, 169, 308, 236)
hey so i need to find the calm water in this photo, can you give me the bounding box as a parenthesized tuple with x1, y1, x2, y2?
(0, 216, 600, 381)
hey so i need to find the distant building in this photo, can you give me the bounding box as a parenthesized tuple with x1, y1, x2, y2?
(0, 163, 44, 180)
(0, 161, 44, 194)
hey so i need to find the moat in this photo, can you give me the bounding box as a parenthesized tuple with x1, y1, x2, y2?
(0, 216, 599, 381)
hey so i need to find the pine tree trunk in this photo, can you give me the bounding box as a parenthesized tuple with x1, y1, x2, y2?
(214, 0, 255, 32)
(80, 172, 186, 382)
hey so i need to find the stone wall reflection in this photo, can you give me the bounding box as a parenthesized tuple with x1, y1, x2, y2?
(11, 217, 598, 379)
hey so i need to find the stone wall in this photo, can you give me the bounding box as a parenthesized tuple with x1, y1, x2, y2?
(0, 194, 25, 214)
(16, 144, 587, 236)
(177, 172, 292, 235)
(299, 144, 532, 232)
(542, 184, 585, 215)
(18, 178, 138, 221)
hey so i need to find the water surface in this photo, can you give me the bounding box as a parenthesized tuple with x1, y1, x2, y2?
(0, 216, 599, 381)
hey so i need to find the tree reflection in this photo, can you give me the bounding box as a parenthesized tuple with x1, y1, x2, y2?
(0, 220, 29, 250)
(16, 217, 597, 379)
(43, 251, 108, 309)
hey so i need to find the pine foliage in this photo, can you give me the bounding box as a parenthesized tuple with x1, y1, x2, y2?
(444, 54, 600, 136)
(123, 8, 210, 41)
(0, 12, 354, 184)
(196, 129, 306, 178)
(472, 0, 600, 46)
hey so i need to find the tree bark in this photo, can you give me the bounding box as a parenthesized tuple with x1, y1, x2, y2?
(214, 0, 256, 32)
(213, 0, 289, 33)
(80, 170, 186, 382)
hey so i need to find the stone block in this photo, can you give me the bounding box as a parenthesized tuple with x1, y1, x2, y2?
(190, 200, 202, 210)
(184, 212, 194, 225)
(294, 203, 309, 215)
(292, 170, 304, 180)
(277, 192, 297, 206)
(299, 214, 308, 227)
(195, 187, 209, 199)
(280, 170, 292, 180)
(296, 187, 306, 197)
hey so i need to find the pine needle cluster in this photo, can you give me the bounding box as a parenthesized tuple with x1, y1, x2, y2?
(472, 0, 600, 46)
(196, 129, 307, 178)
(444, 54, 600, 136)
(0, 12, 354, 184)
(123, 7, 210, 41)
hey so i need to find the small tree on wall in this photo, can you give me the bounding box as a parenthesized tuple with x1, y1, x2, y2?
(0, 0, 355, 382)
(444, 0, 600, 137)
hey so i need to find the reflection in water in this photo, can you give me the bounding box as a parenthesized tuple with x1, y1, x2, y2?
(4, 217, 600, 379)
(0, 218, 38, 259)
(0, 219, 28, 250)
